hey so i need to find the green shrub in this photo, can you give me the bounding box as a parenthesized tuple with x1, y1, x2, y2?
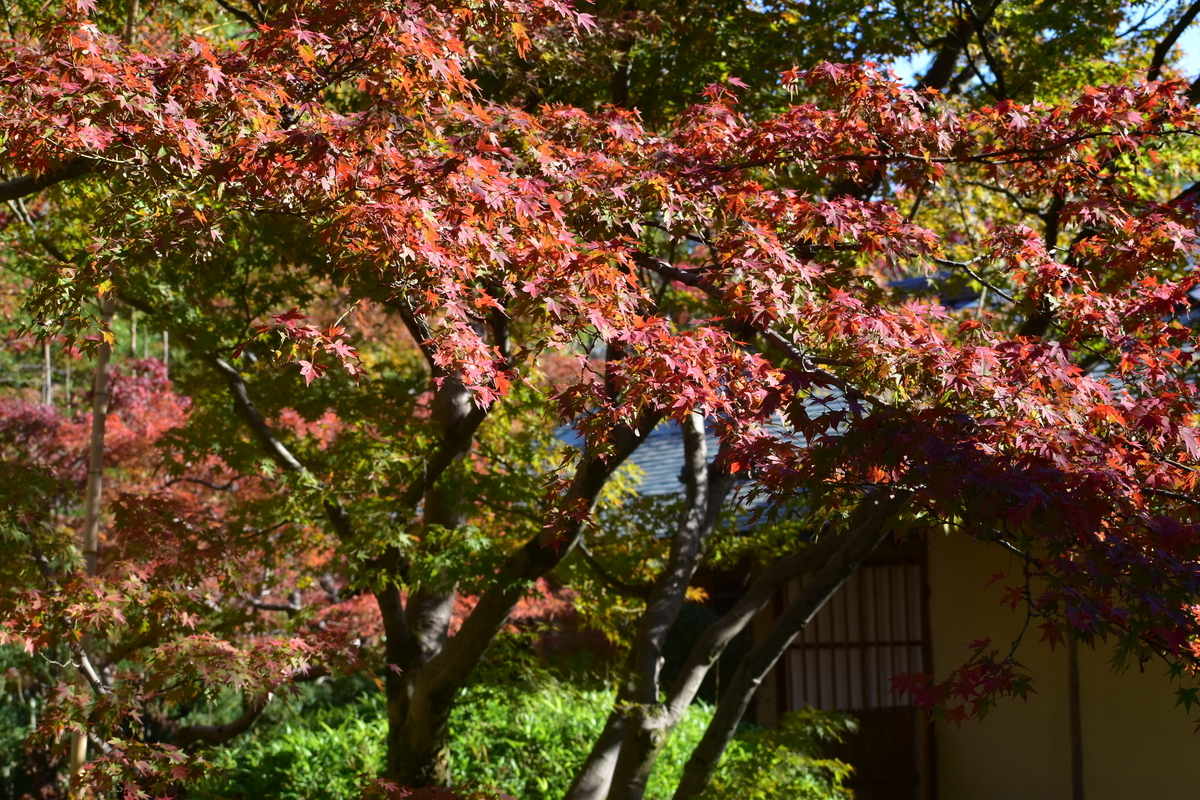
(195, 675, 851, 800)
(197, 695, 386, 800)
(697, 710, 856, 800)
(448, 678, 722, 800)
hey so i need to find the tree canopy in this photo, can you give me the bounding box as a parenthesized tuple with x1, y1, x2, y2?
(5, 0, 1200, 797)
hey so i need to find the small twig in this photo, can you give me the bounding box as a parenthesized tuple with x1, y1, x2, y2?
(576, 543, 653, 600)
(932, 256, 1017, 304)
(26, 541, 109, 697)
(1147, 487, 1200, 509)
(162, 476, 239, 492)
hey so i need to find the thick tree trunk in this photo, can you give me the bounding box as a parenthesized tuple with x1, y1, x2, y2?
(564, 710, 631, 800)
(670, 492, 910, 800)
(385, 377, 473, 787)
(207, 296, 534, 788)
(385, 413, 657, 787)
(388, 682, 455, 787)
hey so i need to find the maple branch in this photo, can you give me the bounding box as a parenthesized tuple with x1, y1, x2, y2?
(936, 249, 1122, 370)
(630, 251, 890, 411)
(377, 296, 496, 511)
(628, 413, 720, 699)
(174, 696, 269, 748)
(26, 540, 109, 697)
(246, 590, 302, 615)
(966, 521, 1195, 668)
(162, 476, 239, 492)
(385, 297, 439, 375)
(212, 0, 259, 28)
(0, 158, 92, 203)
(1187, 75, 1200, 104)
(662, 523, 852, 716)
(759, 329, 890, 410)
(917, 17, 974, 92)
(1149, 0, 1200, 82)
(575, 415, 732, 800)
(395, 401, 489, 510)
(1146, 487, 1200, 510)
(418, 411, 659, 698)
(174, 666, 328, 748)
(212, 333, 483, 540)
(489, 304, 513, 365)
(963, 1, 1009, 100)
(932, 256, 1016, 303)
(209, 356, 306, 473)
(577, 543, 652, 599)
(715, 128, 1198, 174)
(960, 179, 1047, 217)
(204, 353, 365, 548)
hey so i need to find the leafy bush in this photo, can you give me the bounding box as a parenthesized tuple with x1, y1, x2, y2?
(197, 695, 386, 800)
(195, 674, 851, 800)
(449, 678, 724, 800)
(697, 710, 856, 800)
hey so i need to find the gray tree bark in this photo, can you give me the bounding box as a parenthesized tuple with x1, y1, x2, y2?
(602, 414, 736, 800)
(567, 414, 728, 800)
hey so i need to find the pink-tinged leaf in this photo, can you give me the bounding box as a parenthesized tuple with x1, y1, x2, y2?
(274, 307, 307, 325)
(325, 339, 357, 360)
(1182, 427, 1200, 460)
(298, 360, 323, 386)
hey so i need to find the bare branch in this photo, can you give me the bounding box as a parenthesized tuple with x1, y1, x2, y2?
(26, 541, 109, 697)
(208, 356, 306, 473)
(174, 665, 328, 749)
(246, 593, 302, 615)
(1149, 0, 1200, 82)
(418, 411, 660, 698)
(162, 476, 239, 492)
(174, 696, 268, 749)
(395, 401, 489, 510)
(577, 544, 652, 599)
(932, 256, 1017, 304)
(662, 524, 853, 716)
(0, 158, 92, 203)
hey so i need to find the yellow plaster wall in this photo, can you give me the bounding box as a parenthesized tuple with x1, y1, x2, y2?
(927, 532, 1200, 800)
(1076, 640, 1200, 799)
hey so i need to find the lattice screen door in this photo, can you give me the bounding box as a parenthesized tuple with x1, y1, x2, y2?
(783, 540, 934, 800)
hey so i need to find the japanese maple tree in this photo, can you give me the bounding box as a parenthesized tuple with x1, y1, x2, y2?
(5, 0, 1200, 798)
